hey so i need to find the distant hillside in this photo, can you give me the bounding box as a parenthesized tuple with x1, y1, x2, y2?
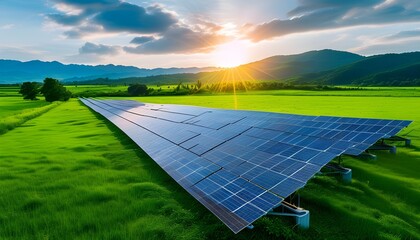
(236, 49, 365, 80)
(292, 52, 420, 86)
(0, 59, 218, 84)
(357, 63, 420, 86)
(80, 73, 200, 85)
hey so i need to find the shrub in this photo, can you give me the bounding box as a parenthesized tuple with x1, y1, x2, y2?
(128, 84, 148, 96)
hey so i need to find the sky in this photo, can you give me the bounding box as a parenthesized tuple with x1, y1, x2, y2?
(0, 0, 419, 68)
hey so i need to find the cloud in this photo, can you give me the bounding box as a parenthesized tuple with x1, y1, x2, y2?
(63, 25, 104, 39)
(130, 36, 156, 45)
(0, 46, 44, 60)
(246, 0, 420, 41)
(79, 42, 119, 55)
(47, 13, 85, 26)
(383, 29, 420, 40)
(46, 0, 231, 54)
(51, 0, 118, 9)
(352, 38, 420, 55)
(0, 24, 15, 30)
(47, 0, 178, 37)
(93, 3, 177, 34)
(124, 27, 229, 54)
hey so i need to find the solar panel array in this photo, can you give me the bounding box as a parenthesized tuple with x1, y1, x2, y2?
(80, 98, 411, 233)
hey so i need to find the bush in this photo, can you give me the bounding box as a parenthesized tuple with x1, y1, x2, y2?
(127, 84, 148, 96)
(40, 78, 72, 102)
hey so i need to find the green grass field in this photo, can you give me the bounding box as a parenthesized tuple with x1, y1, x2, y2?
(0, 87, 419, 239)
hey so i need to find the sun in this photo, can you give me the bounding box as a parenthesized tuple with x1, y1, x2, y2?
(213, 40, 249, 68)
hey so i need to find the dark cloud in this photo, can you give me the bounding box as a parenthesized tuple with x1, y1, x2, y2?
(93, 3, 177, 33)
(79, 42, 119, 55)
(46, 13, 85, 26)
(124, 27, 229, 54)
(51, 0, 118, 8)
(48, 1, 177, 36)
(246, 0, 420, 41)
(384, 29, 420, 40)
(130, 36, 156, 45)
(64, 25, 103, 39)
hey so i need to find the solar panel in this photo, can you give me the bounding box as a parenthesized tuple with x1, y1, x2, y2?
(80, 98, 412, 233)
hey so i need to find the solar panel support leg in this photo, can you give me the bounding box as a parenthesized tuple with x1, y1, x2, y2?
(246, 225, 254, 230)
(321, 164, 352, 183)
(268, 202, 310, 229)
(341, 168, 352, 183)
(357, 152, 377, 160)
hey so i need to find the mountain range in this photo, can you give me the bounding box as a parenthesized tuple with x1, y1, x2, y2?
(0, 60, 219, 84)
(1, 49, 419, 86)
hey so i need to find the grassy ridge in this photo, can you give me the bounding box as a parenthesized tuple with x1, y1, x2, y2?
(0, 97, 51, 118)
(0, 102, 61, 134)
(1, 89, 419, 239)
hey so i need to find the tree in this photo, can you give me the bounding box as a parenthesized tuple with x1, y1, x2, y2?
(19, 82, 39, 100)
(127, 84, 148, 96)
(40, 78, 72, 102)
(196, 79, 202, 89)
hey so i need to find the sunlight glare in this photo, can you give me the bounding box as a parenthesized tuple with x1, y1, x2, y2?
(213, 40, 249, 68)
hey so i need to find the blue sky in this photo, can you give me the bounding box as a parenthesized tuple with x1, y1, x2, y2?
(0, 0, 419, 68)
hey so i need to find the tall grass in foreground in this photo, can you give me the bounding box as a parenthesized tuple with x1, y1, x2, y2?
(0, 102, 60, 134)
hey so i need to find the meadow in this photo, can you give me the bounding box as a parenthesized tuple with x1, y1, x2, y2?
(0, 86, 419, 239)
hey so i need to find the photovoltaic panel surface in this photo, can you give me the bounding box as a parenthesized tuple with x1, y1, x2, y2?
(80, 98, 411, 233)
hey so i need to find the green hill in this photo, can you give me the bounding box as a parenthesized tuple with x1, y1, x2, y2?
(293, 52, 420, 86)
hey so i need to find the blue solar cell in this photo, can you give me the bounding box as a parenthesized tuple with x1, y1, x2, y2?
(292, 148, 320, 161)
(291, 164, 321, 182)
(264, 142, 293, 154)
(308, 151, 337, 166)
(280, 146, 303, 157)
(308, 139, 334, 150)
(234, 204, 265, 223)
(230, 162, 256, 176)
(330, 141, 354, 151)
(237, 189, 258, 202)
(221, 195, 246, 212)
(260, 192, 282, 206)
(225, 181, 243, 193)
(352, 132, 373, 142)
(271, 158, 296, 173)
(281, 161, 306, 175)
(271, 178, 306, 198)
(209, 188, 232, 203)
(242, 166, 266, 180)
(252, 170, 287, 189)
(260, 155, 287, 169)
(195, 178, 219, 194)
